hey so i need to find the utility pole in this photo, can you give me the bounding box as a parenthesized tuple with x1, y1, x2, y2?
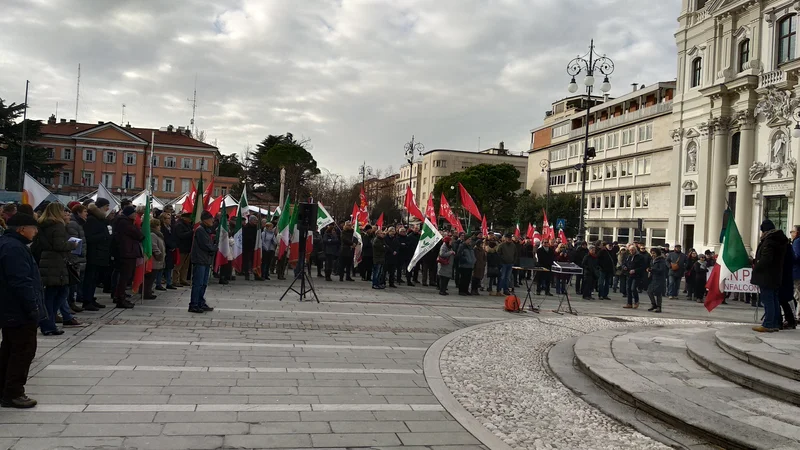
(18, 80, 29, 191)
(75, 64, 81, 122)
(188, 74, 197, 136)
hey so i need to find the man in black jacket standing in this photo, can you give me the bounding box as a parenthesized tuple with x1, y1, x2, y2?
(0, 214, 45, 408)
(536, 240, 554, 295)
(173, 213, 193, 287)
(572, 241, 588, 294)
(82, 199, 112, 309)
(752, 219, 788, 332)
(597, 242, 616, 300)
(360, 225, 374, 281)
(623, 244, 646, 309)
(189, 212, 216, 314)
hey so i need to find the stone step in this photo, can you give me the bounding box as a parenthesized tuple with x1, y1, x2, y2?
(715, 325, 800, 381)
(573, 326, 800, 450)
(686, 329, 800, 406)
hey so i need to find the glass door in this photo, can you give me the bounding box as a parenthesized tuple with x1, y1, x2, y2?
(764, 195, 789, 234)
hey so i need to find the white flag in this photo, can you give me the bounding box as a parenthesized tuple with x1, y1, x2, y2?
(317, 201, 334, 230)
(22, 173, 52, 209)
(408, 218, 443, 272)
(96, 183, 121, 211)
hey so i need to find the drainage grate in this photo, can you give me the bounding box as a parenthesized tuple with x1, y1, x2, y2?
(599, 316, 630, 322)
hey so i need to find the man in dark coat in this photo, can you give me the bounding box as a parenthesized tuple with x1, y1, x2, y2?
(407, 226, 421, 284)
(82, 199, 112, 309)
(572, 241, 589, 294)
(597, 242, 616, 300)
(752, 219, 788, 332)
(360, 225, 374, 281)
(0, 214, 45, 408)
(172, 213, 193, 286)
(189, 211, 216, 313)
(623, 244, 646, 308)
(112, 206, 143, 308)
(242, 215, 259, 280)
(581, 245, 601, 300)
(398, 227, 415, 286)
(339, 222, 356, 282)
(536, 240, 554, 295)
(323, 225, 340, 281)
(384, 228, 400, 288)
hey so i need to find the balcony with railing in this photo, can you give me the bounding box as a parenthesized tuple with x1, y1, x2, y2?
(567, 101, 673, 139)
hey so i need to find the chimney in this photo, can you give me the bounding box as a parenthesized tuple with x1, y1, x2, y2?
(47, 114, 56, 125)
(69, 119, 76, 124)
(499, 141, 505, 150)
(98, 121, 104, 125)
(167, 125, 174, 132)
(125, 122, 131, 129)
(60, 118, 66, 123)
(631, 83, 638, 92)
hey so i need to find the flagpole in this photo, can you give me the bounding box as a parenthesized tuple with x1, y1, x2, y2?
(149, 132, 155, 196)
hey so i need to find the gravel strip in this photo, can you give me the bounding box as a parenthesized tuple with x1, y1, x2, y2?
(439, 316, 731, 450)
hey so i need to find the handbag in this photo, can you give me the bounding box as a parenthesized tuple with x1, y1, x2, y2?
(65, 257, 81, 285)
(437, 256, 450, 266)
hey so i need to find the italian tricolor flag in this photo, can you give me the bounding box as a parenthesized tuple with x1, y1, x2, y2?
(231, 189, 248, 272)
(277, 196, 293, 260)
(132, 194, 153, 294)
(215, 212, 232, 271)
(705, 211, 750, 312)
(191, 178, 205, 230)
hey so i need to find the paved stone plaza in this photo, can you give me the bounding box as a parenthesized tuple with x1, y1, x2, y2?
(0, 277, 760, 449)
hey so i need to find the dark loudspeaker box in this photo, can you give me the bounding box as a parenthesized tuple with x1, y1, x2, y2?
(298, 202, 318, 232)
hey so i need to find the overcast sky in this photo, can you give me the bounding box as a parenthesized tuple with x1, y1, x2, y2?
(1, 0, 680, 178)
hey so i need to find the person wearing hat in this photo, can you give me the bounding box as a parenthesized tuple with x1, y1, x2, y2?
(751, 219, 788, 332)
(437, 236, 455, 295)
(0, 213, 46, 408)
(111, 205, 143, 309)
(496, 233, 517, 296)
(82, 198, 112, 310)
(189, 211, 216, 313)
(242, 215, 259, 280)
(173, 213, 194, 286)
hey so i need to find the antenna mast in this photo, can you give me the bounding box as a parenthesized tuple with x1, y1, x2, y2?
(121, 104, 126, 125)
(55, 102, 58, 121)
(75, 63, 81, 122)
(188, 74, 197, 136)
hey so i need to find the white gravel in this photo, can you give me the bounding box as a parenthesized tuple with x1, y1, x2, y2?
(439, 316, 729, 450)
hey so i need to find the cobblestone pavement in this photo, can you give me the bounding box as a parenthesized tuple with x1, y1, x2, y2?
(0, 276, 758, 449)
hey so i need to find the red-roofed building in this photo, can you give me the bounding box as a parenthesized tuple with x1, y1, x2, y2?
(34, 116, 236, 200)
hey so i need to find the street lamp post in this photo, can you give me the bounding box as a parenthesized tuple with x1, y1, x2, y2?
(540, 159, 552, 212)
(567, 39, 614, 242)
(403, 135, 424, 225)
(358, 161, 373, 198)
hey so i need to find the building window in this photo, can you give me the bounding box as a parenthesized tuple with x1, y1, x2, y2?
(182, 179, 191, 193)
(182, 158, 192, 169)
(619, 192, 632, 208)
(620, 160, 633, 177)
(60, 171, 72, 186)
(592, 136, 605, 153)
(165, 157, 177, 168)
(730, 132, 740, 165)
(779, 15, 797, 65)
(568, 171, 578, 183)
(550, 173, 566, 186)
(591, 165, 603, 180)
(163, 178, 174, 192)
(633, 190, 649, 208)
(621, 128, 635, 146)
(651, 229, 667, 247)
(62, 148, 73, 160)
(636, 157, 651, 175)
(102, 173, 113, 188)
(568, 142, 582, 158)
(220, 187, 227, 196)
(551, 123, 570, 138)
(151, 155, 159, 167)
(45, 148, 55, 159)
(605, 163, 617, 179)
(588, 227, 600, 242)
(604, 194, 616, 209)
(81, 171, 94, 186)
(550, 147, 567, 161)
(637, 123, 653, 142)
(124, 153, 136, 165)
(433, 160, 447, 168)
(601, 228, 614, 244)
(104, 150, 116, 164)
(83, 148, 95, 162)
(617, 227, 630, 244)
(196, 158, 207, 170)
(739, 39, 750, 72)
(684, 194, 696, 207)
(696, 0, 707, 10)
(691, 58, 702, 87)
(606, 132, 619, 148)
(123, 174, 135, 189)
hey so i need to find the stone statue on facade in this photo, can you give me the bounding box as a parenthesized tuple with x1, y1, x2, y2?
(686, 143, 698, 172)
(771, 132, 787, 164)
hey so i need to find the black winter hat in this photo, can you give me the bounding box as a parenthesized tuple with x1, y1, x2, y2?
(201, 211, 213, 220)
(122, 206, 136, 217)
(95, 198, 110, 208)
(7, 213, 38, 227)
(760, 219, 776, 232)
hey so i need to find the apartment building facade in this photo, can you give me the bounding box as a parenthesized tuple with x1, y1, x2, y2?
(671, 0, 800, 251)
(34, 117, 234, 200)
(527, 82, 676, 247)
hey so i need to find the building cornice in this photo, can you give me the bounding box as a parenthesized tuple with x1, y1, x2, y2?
(552, 181, 671, 196)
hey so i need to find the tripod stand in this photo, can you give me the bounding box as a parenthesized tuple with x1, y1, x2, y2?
(279, 225, 320, 303)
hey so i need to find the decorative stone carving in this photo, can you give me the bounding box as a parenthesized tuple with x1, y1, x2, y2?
(670, 128, 684, 143)
(725, 175, 738, 187)
(786, 157, 797, 175)
(735, 109, 756, 128)
(715, 116, 735, 133)
(699, 122, 714, 137)
(771, 131, 788, 165)
(682, 180, 698, 191)
(754, 87, 800, 122)
(686, 142, 698, 173)
(749, 161, 768, 182)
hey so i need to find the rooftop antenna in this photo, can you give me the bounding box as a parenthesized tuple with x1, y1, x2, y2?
(188, 74, 197, 136)
(75, 63, 81, 122)
(121, 104, 126, 125)
(55, 101, 58, 121)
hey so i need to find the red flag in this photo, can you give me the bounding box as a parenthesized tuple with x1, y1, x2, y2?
(481, 215, 488, 237)
(542, 209, 552, 240)
(227, 206, 237, 219)
(458, 183, 482, 220)
(533, 230, 541, 242)
(550, 225, 556, 241)
(558, 229, 568, 245)
(425, 196, 437, 227)
(183, 180, 196, 214)
(526, 223, 534, 240)
(359, 187, 368, 210)
(439, 194, 463, 232)
(376, 212, 384, 229)
(514, 223, 520, 238)
(351, 202, 360, 224)
(207, 195, 224, 217)
(404, 187, 425, 222)
(191, 178, 205, 230)
(203, 178, 214, 209)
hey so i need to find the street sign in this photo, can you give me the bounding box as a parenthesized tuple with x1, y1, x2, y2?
(556, 218, 566, 230)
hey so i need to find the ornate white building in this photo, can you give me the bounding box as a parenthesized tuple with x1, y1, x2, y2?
(672, 0, 800, 251)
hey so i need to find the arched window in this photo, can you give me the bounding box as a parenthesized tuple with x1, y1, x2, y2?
(691, 58, 702, 88)
(730, 132, 740, 165)
(739, 40, 750, 72)
(778, 15, 797, 65)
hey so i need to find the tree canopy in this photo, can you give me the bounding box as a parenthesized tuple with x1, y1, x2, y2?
(432, 163, 521, 228)
(0, 100, 62, 190)
(515, 191, 582, 238)
(248, 133, 319, 201)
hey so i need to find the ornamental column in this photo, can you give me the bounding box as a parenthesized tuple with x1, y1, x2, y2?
(695, 121, 715, 248)
(706, 116, 732, 249)
(667, 128, 684, 245)
(735, 110, 756, 251)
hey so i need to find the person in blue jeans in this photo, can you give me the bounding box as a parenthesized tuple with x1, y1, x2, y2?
(623, 244, 645, 309)
(371, 230, 387, 289)
(496, 234, 517, 295)
(189, 212, 216, 314)
(751, 219, 788, 332)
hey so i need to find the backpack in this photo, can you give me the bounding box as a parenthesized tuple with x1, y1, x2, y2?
(504, 294, 521, 313)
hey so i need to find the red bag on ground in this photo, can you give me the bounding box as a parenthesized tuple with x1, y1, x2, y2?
(504, 295, 520, 313)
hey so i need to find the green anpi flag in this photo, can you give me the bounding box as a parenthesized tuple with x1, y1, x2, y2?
(142, 195, 152, 259)
(407, 218, 443, 272)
